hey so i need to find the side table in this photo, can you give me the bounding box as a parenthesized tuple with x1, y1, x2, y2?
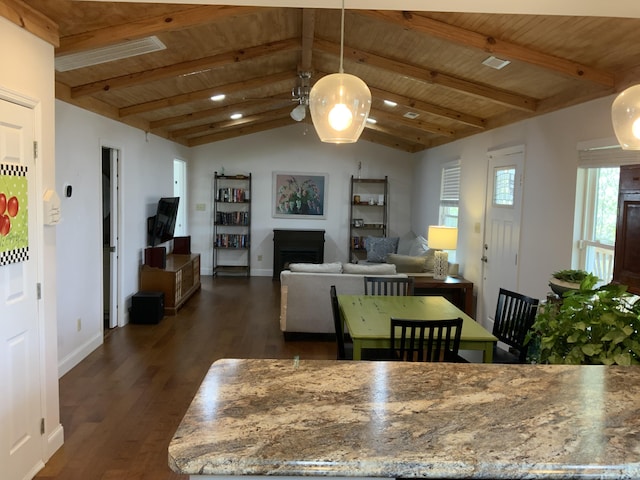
(410, 275, 474, 317)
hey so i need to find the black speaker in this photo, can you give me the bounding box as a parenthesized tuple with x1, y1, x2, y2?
(131, 291, 164, 324)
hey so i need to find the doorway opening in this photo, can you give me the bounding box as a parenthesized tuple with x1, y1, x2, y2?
(102, 146, 120, 331)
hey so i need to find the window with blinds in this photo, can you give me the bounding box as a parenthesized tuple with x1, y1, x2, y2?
(439, 163, 460, 227)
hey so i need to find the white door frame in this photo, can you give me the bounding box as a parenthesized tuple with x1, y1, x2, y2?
(0, 87, 46, 478)
(480, 145, 525, 329)
(101, 142, 122, 328)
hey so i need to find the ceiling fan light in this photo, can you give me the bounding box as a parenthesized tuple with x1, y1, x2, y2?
(309, 72, 371, 143)
(290, 104, 306, 122)
(612, 84, 640, 150)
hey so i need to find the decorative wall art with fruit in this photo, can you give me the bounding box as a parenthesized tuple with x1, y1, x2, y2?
(0, 163, 29, 266)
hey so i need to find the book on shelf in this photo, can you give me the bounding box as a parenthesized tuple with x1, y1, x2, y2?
(216, 187, 247, 203)
(215, 233, 249, 248)
(216, 211, 249, 225)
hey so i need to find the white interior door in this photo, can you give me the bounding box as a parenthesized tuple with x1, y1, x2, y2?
(0, 99, 43, 479)
(173, 159, 187, 237)
(481, 146, 525, 329)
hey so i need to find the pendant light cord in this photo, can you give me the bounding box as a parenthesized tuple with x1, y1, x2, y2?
(339, 0, 345, 73)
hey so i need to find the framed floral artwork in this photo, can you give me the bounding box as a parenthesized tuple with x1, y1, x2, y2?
(272, 172, 328, 219)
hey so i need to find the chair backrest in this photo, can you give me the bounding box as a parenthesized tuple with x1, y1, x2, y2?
(330, 285, 347, 360)
(390, 317, 463, 362)
(364, 276, 414, 296)
(492, 288, 540, 362)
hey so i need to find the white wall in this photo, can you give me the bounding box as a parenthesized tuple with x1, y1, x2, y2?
(413, 95, 619, 323)
(0, 15, 62, 462)
(189, 123, 416, 275)
(55, 101, 191, 375)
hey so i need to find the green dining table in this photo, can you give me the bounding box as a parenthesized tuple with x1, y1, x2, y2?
(338, 294, 498, 362)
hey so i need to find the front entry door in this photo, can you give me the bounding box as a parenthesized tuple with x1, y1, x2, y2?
(0, 99, 43, 479)
(481, 145, 525, 330)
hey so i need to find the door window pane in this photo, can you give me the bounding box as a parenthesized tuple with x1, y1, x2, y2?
(493, 167, 515, 206)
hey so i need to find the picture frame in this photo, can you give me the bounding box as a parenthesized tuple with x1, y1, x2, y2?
(272, 172, 328, 219)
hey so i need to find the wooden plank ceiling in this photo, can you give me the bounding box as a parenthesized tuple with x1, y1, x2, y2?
(18, 1, 640, 152)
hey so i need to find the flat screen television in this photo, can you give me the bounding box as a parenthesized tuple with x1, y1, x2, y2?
(148, 197, 180, 247)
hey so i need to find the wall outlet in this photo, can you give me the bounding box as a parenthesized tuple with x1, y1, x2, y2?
(257, 255, 263, 261)
(195, 203, 206, 211)
(76, 318, 82, 331)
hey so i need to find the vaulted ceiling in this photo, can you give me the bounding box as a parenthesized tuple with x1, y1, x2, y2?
(15, 1, 640, 152)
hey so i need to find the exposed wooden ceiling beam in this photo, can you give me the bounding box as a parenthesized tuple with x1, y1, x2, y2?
(361, 10, 615, 88)
(0, 0, 59, 47)
(119, 71, 295, 117)
(314, 39, 537, 111)
(360, 129, 427, 153)
(187, 116, 294, 146)
(169, 106, 294, 139)
(365, 121, 433, 146)
(300, 8, 315, 73)
(149, 95, 289, 130)
(368, 86, 485, 129)
(57, 5, 262, 55)
(369, 108, 455, 137)
(71, 38, 300, 97)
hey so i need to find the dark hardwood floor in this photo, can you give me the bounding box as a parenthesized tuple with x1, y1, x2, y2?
(35, 276, 335, 480)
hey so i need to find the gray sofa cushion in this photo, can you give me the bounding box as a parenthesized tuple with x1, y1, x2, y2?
(342, 262, 397, 274)
(289, 262, 343, 273)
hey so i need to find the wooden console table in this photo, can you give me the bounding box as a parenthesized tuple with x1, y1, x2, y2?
(410, 275, 474, 317)
(140, 253, 201, 315)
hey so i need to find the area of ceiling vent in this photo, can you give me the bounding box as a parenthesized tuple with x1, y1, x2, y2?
(403, 112, 420, 120)
(55, 36, 167, 72)
(482, 55, 511, 70)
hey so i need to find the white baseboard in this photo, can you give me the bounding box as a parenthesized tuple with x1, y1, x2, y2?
(45, 422, 64, 459)
(57, 331, 103, 378)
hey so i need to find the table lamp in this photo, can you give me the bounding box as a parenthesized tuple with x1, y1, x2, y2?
(428, 226, 458, 280)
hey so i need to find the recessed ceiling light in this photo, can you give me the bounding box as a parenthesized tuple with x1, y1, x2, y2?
(383, 100, 398, 107)
(55, 36, 166, 72)
(210, 94, 226, 102)
(366, 117, 377, 124)
(482, 55, 511, 70)
(403, 112, 420, 120)
(230, 113, 243, 120)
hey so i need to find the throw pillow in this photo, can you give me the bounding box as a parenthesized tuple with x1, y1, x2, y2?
(386, 253, 426, 273)
(365, 236, 399, 263)
(288, 262, 343, 273)
(342, 263, 397, 275)
(408, 235, 429, 257)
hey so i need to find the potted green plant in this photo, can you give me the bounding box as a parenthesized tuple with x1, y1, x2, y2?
(527, 273, 640, 365)
(548, 269, 590, 296)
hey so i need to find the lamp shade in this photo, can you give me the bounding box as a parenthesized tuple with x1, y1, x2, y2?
(308, 72, 371, 143)
(612, 84, 640, 150)
(427, 226, 458, 250)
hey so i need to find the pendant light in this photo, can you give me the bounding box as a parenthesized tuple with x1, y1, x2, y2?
(612, 84, 640, 150)
(309, 0, 371, 143)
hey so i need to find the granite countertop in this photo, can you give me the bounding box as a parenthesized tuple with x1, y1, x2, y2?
(169, 359, 640, 479)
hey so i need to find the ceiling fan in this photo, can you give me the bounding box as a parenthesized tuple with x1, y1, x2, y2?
(290, 71, 311, 122)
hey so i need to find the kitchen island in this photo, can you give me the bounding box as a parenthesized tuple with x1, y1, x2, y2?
(169, 359, 640, 479)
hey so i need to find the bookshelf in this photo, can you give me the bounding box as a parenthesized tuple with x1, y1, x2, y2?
(213, 172, 251, 276)
(348, 175, 388, 262)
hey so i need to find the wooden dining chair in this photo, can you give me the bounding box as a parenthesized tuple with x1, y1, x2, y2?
(330, 285, 352, 360)
(364, 276, 414, 296)
(492, 288, 540, 363)
(389, 317, 463, 362)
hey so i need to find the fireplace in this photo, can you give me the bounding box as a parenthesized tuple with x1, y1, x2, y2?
(273, 229, 325, 280)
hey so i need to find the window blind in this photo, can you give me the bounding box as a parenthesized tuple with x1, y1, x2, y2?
(440, 164, 460, 205)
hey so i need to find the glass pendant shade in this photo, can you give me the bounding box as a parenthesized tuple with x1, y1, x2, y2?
(612, 84, 640, 150)
(309, 72, 372, 143)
